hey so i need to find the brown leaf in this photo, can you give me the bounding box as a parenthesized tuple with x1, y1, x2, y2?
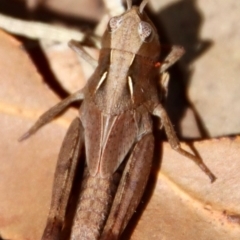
(151, 0, 240, 137)
(129, 138, 240, 240)
(0, 30, 77, 240)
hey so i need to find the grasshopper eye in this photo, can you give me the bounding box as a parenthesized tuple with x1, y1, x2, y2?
(138, 21, 154, 42)
(108, 16, 123, 32)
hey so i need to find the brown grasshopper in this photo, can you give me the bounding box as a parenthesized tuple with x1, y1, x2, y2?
(20, 0, 216, 239)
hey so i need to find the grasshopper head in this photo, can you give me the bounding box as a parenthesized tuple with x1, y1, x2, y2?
(101, 1, 161, 61)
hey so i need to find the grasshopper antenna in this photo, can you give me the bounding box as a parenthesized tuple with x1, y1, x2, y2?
(139, 0, 149, 13)
(126, 0, 132, 10)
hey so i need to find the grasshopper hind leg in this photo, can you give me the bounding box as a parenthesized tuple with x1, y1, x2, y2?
(41, 117, 84, 240)
(100, 133, 154, 240)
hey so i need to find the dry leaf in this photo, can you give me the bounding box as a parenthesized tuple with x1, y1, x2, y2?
(128, 138, 240, 240)
(0, 30, 77, 239)
(151, 0, 240, 137)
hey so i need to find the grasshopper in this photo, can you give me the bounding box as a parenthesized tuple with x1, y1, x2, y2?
(20, 0, 216, 239)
